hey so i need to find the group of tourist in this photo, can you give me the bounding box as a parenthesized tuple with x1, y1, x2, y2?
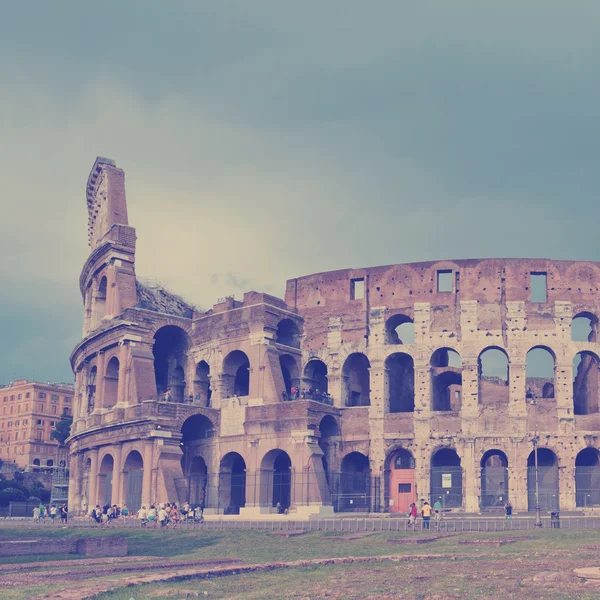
(89, 501, 204, 527)
(407, 500, 443, 529)
(32, 503, 68, 523)
(283, 387, 333, 404)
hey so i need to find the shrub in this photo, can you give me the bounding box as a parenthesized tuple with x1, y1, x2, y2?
(0, 487, 27, 506)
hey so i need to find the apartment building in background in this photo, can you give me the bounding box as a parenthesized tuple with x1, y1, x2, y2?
(0, 379, 75, 469)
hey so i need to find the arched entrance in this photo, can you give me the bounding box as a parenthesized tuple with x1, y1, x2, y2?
(219, 452, 246, 514)
(480, 450, 508, 509)
(575, 448, 600, 507)
(98, 454, 114, 507)
(185, 456, 207, 506)
(180, 414, 215, 507)
(103, 357, 119, 409)
(153, 325, 189, 402)
(388, 449, 416, 513)
(342, 353, 370, 407)
(222, 350, 250, 397)
(260, 450, 292, 510)
(123, 451, 143, 513)
(318, 415, 339, 482)
(527, 448, 559, 511)
(337, 452, 370, 512)
(430, 448, 462, 509)
(303, 360, 328, 394)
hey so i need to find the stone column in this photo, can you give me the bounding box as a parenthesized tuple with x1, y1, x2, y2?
(460, 360, 479, 433)
(88, 448, 99, 508)
(369, 365, 386, 511)
(117, 342, 128, 405)
(67, 451, 81, 513)
(141, 440, 154, 507)
(555, 361, 575, 433)
(508, 362, 527, 434)
(95, 351, 105, 411)
(462, 440, 477, 512)
(111, 444, 123, 506)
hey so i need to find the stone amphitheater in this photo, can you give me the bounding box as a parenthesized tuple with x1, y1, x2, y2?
(67, 157, 600, 517)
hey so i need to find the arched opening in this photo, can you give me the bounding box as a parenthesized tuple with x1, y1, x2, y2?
(193, 361, 212, 406)
(260, 449, 292, 510)
(385, 353, 414, 413)
(573, 351, 600, 415)
(526, 347, 555, 400)
(98, 454, 114, 507)
(123, 450, 143, 512)
(318, 415, 339, 481)
(181, 414, 215, 443)
(478, 347, 509, 404)
(430, 448, 462, 509)
(385, 314, 415, 345)
(388, 449, 416, 513)
(303, 359, 328, 394)
(219, 452, 246, 514)
(184, 455, 208, 507)
(222, 350, 250, 397)
(279, 354, 300, 398)
(572, 312, 598, 342)
(276, 319, 300, 348)
(527, 448, 559, 511)
(336, 452, 371, 512)
(153, 326, 189, 402)
(480, 450, 508, 509)
(87, 366, 97, 413)
(431, 349, 462, 411)
(343, 353, 370, 407)
(46, 459, 54, 467)
(103, 357, 119, 409)
(575, 448, 600, 507)
(95, 276, 107, 325)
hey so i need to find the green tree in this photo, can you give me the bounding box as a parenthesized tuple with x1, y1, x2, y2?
(51, 412, 73, 446)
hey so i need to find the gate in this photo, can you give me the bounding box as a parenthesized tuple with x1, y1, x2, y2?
(527, 466, 559, 511)
(126, 469, 143, 513)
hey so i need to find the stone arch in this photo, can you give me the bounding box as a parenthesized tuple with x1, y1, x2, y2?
(123, 450, 143, 512)
(219, 452, 246, 513)
(334, 452, 371, 512)
(385, 352, 414, 413)
(575, 447, 600, 507)
(525, 345, 555, 400)
(343, 353, 371, 407)
(98, 453, 114, 507)
(480, 449, 509, 509)
(103, 356, 119, 409)
(95, 275, 108, 325)
(385, 314, 415, 345)
(182, 455, 208, 507)
(527, 447, 559, 511)
(222, 350, 250, 397)
(572, 311, 598, 343)
(260, 449, 292, 509)
(430, 448, 462, 509)
(573, 351, 600, 415)
(193, 360, 212, 406)
(431, 348, 462, 411)
(478, 346, 509, 404)
(280, 354, 300, 397)
(276, 319, 301, 348)
(153, 325, 190, 402)
(303, 359, 328, 394)
(318, 415, 339, 478)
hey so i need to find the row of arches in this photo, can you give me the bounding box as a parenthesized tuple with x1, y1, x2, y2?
(94, 450, 144, 512)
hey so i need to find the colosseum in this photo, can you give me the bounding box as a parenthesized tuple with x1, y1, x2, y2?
(67, 157, 600, 517)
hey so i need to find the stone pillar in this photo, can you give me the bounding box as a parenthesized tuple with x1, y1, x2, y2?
(111, 444, 123, 506)
(555, 362, 575, 433)
(559, 443, 576, 510)
(141, 441, 154, 507)
(369, 365, 386, 511)
(511, 444, 529, 513)
(117, 342, 128, 405)
(67, 451, 81, 513)
(509, 362, 527, 433)
(460, 360, 479, 429)
(88, 448, 99, 509)
(462, 440, 477, 512)
(95, 351, 105, 411)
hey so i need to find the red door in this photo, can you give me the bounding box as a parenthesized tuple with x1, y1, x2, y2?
(389, 468, 416, 513)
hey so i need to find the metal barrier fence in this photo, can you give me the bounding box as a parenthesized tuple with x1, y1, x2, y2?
(7, 515, 600, 532)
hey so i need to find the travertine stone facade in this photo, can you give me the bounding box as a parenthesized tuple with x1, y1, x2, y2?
(68, 158, 600, 516)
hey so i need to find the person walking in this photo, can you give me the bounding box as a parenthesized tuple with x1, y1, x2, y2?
(421, 501, 432, 529)
(433, 499, 442, 528)
(504, 501, 513, 521)
(408, 502, 418, 528)
(60, 504, 68, 524)
(137, 505, 148, 527)
(33, 505, 40, 520)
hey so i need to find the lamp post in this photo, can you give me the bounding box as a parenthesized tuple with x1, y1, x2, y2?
(527, 388, 543, 527)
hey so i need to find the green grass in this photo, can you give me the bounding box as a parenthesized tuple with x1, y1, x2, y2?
(2, 526, 600, 599)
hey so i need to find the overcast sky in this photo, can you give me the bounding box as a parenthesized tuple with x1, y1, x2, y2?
(1, 1, 600, 384)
